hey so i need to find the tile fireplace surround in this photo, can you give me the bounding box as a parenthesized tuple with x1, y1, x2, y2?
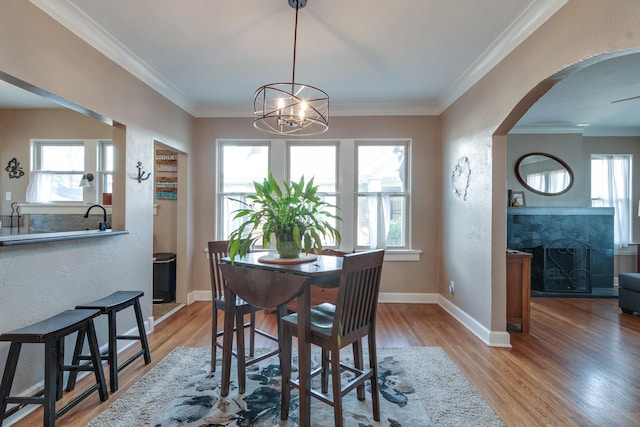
(507, 207, 615, 297)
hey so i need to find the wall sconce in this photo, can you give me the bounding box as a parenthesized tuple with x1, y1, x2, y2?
(135, 161, 151, 183)
(79, 173, 94, 188)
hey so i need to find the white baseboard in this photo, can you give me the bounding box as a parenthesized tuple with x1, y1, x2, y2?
(186, 290, 511, 348)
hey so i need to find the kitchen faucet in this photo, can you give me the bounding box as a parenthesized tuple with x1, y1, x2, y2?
(84, 204, 109, 231)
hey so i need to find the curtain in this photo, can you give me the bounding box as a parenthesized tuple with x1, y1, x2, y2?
(25, 171, 54, 203)
(593, 155, 632, 250)
(366, 193, 390, 249)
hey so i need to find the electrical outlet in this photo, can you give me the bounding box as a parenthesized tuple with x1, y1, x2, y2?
(449, 281, 455, 295)
(5, 192, 11, 201)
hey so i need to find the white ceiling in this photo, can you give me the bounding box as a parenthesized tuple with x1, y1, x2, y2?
(3, 0, 638, 136)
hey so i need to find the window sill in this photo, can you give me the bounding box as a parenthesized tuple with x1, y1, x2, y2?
(17, 203, 112, 215)
(381, 249, 422, 261)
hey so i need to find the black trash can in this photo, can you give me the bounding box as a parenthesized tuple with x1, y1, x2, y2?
(153, 252, 176, 303)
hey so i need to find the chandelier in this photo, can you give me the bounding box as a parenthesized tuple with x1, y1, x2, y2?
(253, 0, 329, 136)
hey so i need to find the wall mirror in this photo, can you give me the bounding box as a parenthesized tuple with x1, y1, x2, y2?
(514, 152, 574, 196)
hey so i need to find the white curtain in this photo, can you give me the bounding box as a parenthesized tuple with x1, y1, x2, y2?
(366, 193, 390, 249)
(593, 155, 632, 250)
(25, 171, 53, 203)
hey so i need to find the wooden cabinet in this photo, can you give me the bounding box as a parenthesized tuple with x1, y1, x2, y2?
(506, 250, 532, 333)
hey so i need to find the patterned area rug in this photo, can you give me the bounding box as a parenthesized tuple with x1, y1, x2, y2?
(89, 347, 503, 427)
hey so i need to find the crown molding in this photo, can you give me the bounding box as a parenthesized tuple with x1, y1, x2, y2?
(193, 101, 440, 118)
(438, 0, 569, 112)
(29, 0, 195, 115)
(509, 124, 585, 134)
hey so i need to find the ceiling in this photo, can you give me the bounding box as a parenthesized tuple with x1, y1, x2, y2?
(3, 0, 639, 135)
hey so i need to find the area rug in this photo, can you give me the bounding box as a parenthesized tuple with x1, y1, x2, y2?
(88, 347, 503, 427)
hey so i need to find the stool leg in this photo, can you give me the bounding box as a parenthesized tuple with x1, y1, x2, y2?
(44, 340, 57, 427)
(107, 310, 118, 392)
(65, 329, 86, 392)
(0, 342, 22, 423)
(55, 338, 65, 401)
(133, 299, 151, 364)
(86, 321, 108, 401)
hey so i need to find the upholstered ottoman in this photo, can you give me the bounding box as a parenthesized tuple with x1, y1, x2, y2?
(618, 273, 640, 314)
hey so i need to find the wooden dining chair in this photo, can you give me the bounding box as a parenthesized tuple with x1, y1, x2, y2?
(280, 249, 385, 427)
(207, 240, 279, 375)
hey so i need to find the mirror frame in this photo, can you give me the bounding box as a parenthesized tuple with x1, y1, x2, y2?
(514, 152, 574, 196)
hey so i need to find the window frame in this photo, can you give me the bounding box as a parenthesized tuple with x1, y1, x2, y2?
(29, 138, 112, 205)
(216, 138, 415, 254)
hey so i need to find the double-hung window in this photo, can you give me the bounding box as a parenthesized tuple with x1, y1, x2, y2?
(591, 154, 633, 249)
(217, 139, 412, 252)
(28, 140, 85, 203)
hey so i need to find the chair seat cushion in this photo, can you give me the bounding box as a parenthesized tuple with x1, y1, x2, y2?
(282, 303, 335, 335)
(619, 273, 640, 292)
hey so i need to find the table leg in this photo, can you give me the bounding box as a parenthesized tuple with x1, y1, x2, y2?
(220, 286, 235, 397)
(296, 285, 312, 426)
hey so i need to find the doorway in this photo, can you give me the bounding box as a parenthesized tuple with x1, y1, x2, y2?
(152, 141, 187, 323)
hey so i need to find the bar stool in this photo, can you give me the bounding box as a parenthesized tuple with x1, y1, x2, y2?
(66, 291, 151, 393)
(0, 309, 108, 427)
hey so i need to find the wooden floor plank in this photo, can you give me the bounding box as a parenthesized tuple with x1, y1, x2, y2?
(8, 298, 640, 426)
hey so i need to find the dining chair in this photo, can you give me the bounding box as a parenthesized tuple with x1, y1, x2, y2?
(280, 249, 385, 427)
(207, 240, 279, 375)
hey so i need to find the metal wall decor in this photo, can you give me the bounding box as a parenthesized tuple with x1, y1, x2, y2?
(135, 161, 151, 183)
(5, 157, 24, 179)
(451, 156, 471, 200)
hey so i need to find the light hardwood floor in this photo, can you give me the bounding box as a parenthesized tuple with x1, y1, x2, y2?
(10, 298, 640, 426)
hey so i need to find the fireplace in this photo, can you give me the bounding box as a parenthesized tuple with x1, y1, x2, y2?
(526, 240, 591, 293)
(507, 207, 614, 297)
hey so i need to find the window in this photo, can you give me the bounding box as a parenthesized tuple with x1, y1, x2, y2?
(357, 143, 408, 248)
(217, 142, 270, 240)
(27, 141, 85, 202)
(591, 154, 632, 249)
(217, 139, 412, 251)
(99, 141, 114, 194)
(26, 139, 112, 204)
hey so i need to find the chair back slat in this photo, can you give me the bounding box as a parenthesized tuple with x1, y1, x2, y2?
(332, 249, 385, 341)
(208, 241, 229, 300)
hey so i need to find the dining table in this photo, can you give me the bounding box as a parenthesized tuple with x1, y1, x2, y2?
(219, 251, 343, 426)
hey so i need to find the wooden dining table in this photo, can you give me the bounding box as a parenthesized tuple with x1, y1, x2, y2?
(219, 251, 343, 425)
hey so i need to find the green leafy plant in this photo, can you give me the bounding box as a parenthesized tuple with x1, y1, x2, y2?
(228, 173, 341, 260)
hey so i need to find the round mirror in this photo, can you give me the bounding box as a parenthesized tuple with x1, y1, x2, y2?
(514, 152, 574, 196)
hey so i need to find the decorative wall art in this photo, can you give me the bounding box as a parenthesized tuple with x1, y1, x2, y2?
(5, 157, 24, 179)
(155, 149, 178, 172)
(451, 156, 471, 200)
(510, 190, 526, 207)
(156, 176, 177, 200)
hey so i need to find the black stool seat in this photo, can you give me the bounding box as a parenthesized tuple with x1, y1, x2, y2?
(0, 309, 108, 427)
(67, 291, 151, 393)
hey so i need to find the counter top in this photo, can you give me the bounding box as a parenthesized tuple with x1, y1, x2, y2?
(0, 229, 128, 246)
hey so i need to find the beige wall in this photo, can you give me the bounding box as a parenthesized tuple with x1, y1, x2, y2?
(0, 0, 194, 394)
(191, 115, 442, 295)
(441, 0, 640, 343)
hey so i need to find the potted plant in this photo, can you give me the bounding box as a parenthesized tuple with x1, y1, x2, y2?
(228, 173, 341, 260)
